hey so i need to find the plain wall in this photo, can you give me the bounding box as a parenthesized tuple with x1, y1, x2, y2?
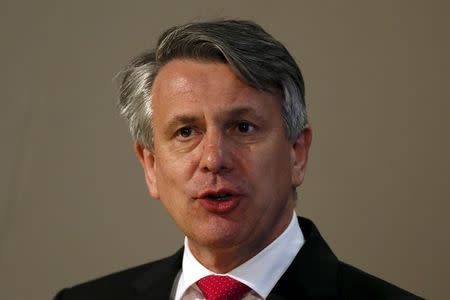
(1, 1, 449, 299)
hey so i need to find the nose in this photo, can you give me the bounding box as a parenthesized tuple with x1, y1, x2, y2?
(199, 129, 232, 174)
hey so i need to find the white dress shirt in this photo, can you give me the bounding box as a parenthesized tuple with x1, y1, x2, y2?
(172, 211, 304, 300)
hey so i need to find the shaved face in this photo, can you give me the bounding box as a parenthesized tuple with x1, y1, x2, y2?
(136, 59, 311, 271)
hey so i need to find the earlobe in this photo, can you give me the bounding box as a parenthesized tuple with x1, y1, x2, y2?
(291, 126, 312, 187)
(134, 143, 160, 199)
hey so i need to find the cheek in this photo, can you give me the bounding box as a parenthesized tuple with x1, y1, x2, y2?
(255, 144, 293, 190)
(257, 140, 291, 169)
(155, 152, 198, 195)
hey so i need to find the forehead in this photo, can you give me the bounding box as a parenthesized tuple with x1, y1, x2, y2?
(153, 59, 250, 101)
(150, 59, 284, 133)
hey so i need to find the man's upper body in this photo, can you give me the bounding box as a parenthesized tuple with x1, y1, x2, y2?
(56, 20, 423, 299)
(55, 215, 421, 299)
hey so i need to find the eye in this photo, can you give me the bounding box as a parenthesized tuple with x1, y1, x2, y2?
(176, 127, 193, 138)
(236, 121, 255, 133)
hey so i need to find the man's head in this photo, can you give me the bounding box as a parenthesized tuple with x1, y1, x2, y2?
(118, 20, 308, 149)
(118, 20, 312, 272)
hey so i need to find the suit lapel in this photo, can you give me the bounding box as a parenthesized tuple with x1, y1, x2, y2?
(267, 217, 340, 300)
(131, 248, 184, 300)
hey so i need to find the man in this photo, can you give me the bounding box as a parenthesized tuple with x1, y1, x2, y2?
(55, 20, 422, 299)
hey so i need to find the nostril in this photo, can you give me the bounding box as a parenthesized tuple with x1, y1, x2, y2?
(202, 148, 226, 173)
(199, 133, 233, 174)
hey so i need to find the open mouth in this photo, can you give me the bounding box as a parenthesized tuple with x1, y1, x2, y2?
(205, 193, 232, 201)
(196, 190, 240, 212)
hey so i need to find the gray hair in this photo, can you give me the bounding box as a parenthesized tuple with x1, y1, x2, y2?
(118, 20, 308, 149)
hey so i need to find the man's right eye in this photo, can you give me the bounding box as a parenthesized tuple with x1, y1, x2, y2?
(176, 127, 193, 138)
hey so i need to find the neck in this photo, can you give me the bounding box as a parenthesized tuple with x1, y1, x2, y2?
(187, 208, 294, 273)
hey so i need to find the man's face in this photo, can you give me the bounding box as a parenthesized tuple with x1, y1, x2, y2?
(136, 59, 311, 258)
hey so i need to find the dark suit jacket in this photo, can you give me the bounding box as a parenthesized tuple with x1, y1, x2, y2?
(55, 217, 423, 299)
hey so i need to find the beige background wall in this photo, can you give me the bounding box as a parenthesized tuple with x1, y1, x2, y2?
(1, 1, 449, 299)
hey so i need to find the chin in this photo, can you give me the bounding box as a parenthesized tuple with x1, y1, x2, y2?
(190, 224, 245, 249)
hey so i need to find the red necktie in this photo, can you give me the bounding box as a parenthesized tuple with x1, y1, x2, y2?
(197, 275, 251, 300)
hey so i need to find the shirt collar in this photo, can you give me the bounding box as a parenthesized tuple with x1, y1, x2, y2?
(175, 211, 304, 299)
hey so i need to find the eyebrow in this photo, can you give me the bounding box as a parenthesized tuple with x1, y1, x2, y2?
(164, 115, 200, 136)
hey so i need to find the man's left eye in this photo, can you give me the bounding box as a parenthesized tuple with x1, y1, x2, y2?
(176, 126, 193, 138)
(236, 122, 255, 133)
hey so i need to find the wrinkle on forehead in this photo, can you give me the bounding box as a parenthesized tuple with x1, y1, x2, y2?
(153, 59, 249, 103)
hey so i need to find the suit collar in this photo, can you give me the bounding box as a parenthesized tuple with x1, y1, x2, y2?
(268, 217, 339, 299)
(132, 247, 183, 299)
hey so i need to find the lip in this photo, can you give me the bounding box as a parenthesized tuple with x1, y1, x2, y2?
(194, 188, 242, 214)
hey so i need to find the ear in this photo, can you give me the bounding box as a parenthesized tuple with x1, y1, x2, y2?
(291, 126, 312, 187)
(134, 143, 160, 200)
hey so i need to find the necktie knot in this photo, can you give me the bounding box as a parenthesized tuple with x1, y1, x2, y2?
(197, 275, 251, 300)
